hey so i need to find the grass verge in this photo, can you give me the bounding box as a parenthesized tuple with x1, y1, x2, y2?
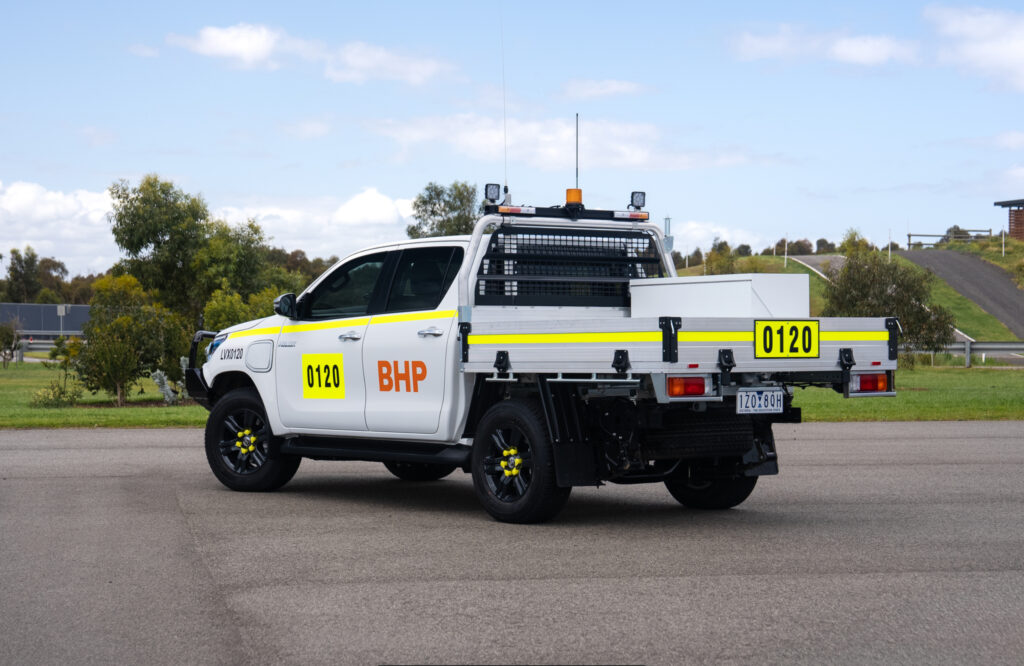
(3, 360, 1022, 428)
(0, 363, 207, 428)
(793, 366, 1024, 421)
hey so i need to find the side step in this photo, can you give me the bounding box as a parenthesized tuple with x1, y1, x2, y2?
(279, 437, 471, 470)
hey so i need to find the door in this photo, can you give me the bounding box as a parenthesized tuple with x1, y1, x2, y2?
(363, 246, 464, 434)
(276, 252, 388, 431)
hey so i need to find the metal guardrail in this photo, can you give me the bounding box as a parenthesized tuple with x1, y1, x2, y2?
(901, 341, 1024, 367)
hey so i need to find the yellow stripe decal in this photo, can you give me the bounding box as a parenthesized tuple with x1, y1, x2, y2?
(820, 331, 889, 342)
(227, 325, 283, 339)
(370, 310, 458, 325)
(281, 317, 370, 334)
(678, 331, 755, 343)
(468, 332, 661, 345)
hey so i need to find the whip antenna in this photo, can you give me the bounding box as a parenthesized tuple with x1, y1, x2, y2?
(575, 112, 579, 189)
(500, 3, 509, 197)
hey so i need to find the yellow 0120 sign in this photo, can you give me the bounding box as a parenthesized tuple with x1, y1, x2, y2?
(754, 320, 820, 358)
(302, 353, 346, 399)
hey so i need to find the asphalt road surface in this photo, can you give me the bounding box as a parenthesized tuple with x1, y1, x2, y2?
(2, 423, 1023, 664)
(896, 250, 1024, 339)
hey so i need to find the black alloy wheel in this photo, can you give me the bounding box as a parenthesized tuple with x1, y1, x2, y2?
(471, 400, 570, 523)
(205, 388, 300, 492)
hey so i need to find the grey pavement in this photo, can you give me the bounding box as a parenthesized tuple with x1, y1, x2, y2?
(2, 423, 1024, 664)
(897, 249, 1024, 339)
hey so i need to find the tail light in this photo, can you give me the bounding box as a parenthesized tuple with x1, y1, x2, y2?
(857, 373, 888, 392)
(667, 376, 708, 397)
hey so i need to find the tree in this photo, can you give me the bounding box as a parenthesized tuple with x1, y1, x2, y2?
(35, 288, 61, 304)
(109, 175, 210, 321)
(406, 181, 482, 238)
(0, 320, 19, 369)
(705, 238, 735, 275)
(38, 257, 68, 295)
(823, 252, 954, 352)
(73, 275, 189, 406)
(837, 228, 876, 256)
(6, 246, 42, 302)
(734, 244, 752, 257)
(789, 238, 813, 255)
(816, 238, 837, 254)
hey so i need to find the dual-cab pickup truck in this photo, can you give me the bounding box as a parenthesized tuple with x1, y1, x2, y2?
(187, 190, 897, 523)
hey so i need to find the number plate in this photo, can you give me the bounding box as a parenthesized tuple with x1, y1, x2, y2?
(754, 320, 820, 358)
(302, 353, 346, 399)
(736, 389, 785, 414)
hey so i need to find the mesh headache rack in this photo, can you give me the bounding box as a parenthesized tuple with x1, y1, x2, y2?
(476, 225, 666, 307)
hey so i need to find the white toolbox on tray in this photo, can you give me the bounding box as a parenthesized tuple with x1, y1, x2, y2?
(629, 274, 809, 319)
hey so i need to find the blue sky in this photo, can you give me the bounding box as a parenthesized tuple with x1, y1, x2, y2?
(2, 1, 1024, 276)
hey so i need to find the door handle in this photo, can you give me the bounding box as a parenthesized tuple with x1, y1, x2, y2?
(338, 331, 361, 341)
(417, 327, 445, 337)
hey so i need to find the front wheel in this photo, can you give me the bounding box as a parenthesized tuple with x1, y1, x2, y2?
(471, 400, 571, 523)
(205, 388, 300, 492)
(383, 461, 456, 482)
(665, 473, 757, 510)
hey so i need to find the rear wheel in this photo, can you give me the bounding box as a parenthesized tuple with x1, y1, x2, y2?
(383, 461, 456, 482)
(205, 388, 300, 492)
(471, 400, 571, 523)
(665, 473, 757, 510)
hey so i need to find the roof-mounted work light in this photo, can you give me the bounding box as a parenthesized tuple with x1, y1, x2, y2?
(630, 191, 646, 210)
(484, 183, 501, 203)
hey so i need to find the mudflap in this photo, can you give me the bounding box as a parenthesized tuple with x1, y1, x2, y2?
(742, 423, 779, 477)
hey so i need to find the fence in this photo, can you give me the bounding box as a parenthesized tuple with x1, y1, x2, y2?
(901, 341, 1024, 367)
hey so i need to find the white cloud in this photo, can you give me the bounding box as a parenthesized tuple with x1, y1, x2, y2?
(995, 131, 1024, 149)
(128, 44, 159, 58)
(828, 36, 917, 65)
(283, 119, 331, 139)
(735, 25, 916, 65)
(167, 23, 282, 68)
(373, 114, 752, 171)
(167, 23, 449, 84)
(669, 220, 765, 255)
(215, 188, 414, 262)
(563, 79, 646, 99)
(323, 41, 448, 85)
(926, 7, 1024, 91)
(735, 25, 816, 60)
(0, 181, 115, 276)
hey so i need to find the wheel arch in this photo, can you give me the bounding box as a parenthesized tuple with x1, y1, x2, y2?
(209, 371, 259, 407)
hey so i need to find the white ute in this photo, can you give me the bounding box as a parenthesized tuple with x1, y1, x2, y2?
(187, 188, 898, 523)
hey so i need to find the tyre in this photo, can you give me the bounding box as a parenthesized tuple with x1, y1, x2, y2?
(665, 472, 757, 510)
(383, 461, 457, 482)
(205, 388, 301, 492)
(471, 400, 571, 524)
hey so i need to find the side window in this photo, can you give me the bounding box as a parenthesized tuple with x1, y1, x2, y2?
(303, 252, 386, 319)
(385, 247, 464, 313)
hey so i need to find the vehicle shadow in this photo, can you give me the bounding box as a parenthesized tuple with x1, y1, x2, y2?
(281, 472, 819, 530)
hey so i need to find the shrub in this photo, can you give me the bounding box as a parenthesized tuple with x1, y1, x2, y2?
(30, 381, 83, 408)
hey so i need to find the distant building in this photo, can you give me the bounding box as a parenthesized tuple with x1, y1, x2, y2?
(0, 303, 90, 339)
(994, 199, 1024, 241)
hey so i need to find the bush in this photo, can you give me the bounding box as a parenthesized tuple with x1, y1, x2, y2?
(30, 381, 83, 408)
(73, 275, 189, 406)
(824, 251, 955, 353)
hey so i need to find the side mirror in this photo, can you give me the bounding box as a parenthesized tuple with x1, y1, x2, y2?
(273, 293, 297, 319)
